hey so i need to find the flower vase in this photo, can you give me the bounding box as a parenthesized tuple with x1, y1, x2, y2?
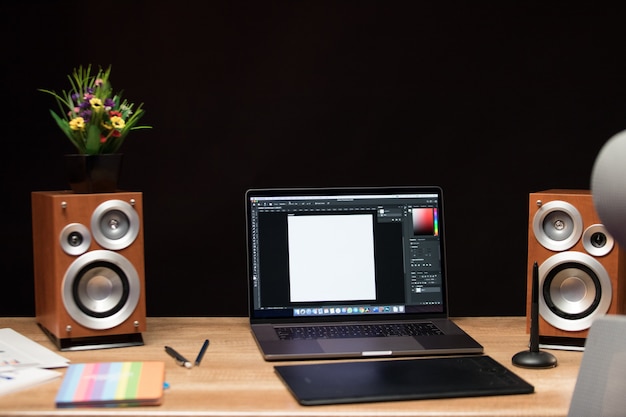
(64, 153, 123, 193)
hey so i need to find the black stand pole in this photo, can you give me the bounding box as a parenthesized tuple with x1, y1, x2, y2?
(512, 261, 558, 369)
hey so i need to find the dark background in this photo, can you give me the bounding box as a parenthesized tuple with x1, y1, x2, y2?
(3, 2, 626, 318)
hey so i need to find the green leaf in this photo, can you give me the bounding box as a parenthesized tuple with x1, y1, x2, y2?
(49, 110, 86, 153)
(85, 125, 102, 155)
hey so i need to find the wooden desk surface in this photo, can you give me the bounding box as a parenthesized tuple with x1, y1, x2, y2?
(0, 317, 581, 417)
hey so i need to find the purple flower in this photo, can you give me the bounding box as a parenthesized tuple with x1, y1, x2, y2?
(80, 109, 92, 122)
(104, 98, 115, 108)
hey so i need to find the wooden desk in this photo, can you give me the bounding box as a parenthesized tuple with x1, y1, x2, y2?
(0, 317, 581, 417)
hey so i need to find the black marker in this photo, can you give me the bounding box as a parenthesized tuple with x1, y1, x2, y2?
(195, 339, 210, 366)
(165, 346, 192, 368)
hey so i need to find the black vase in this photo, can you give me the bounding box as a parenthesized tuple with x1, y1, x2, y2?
(64, 154, 123, 193)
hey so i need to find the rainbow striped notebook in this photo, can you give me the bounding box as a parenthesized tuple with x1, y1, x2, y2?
(55, 361, 165, 408)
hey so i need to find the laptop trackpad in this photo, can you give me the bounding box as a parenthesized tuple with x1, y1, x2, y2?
(318, 337, 424, 355)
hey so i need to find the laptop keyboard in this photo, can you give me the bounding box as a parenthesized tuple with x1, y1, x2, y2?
(275, 322, 444, 340)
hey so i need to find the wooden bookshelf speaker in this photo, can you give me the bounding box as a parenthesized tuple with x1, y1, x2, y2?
(31, 191, 147, 351)
(527, 189, 626, 350)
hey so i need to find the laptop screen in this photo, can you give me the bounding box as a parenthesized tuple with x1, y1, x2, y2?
(246, 186, 448, 322)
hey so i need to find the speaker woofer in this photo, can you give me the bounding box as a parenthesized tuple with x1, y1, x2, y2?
(91, 200, 139, 250)
(533, 200, 583, 251)
(582, 224, 614, 257)
(72, 261, 129, 318)
(59, 223, 91, 256)
(539, 252, 612, 332)
(62, 250, 140, 330)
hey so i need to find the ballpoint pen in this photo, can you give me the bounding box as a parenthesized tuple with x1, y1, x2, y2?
(164, 346, 192, 369)
(195, 339, 210, 366)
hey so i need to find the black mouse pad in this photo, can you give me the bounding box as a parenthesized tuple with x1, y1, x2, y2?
(274, 355, 534, 405)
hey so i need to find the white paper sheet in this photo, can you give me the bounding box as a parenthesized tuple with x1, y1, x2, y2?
(0, 328, 70, 369)
(0, 366, 62, 396)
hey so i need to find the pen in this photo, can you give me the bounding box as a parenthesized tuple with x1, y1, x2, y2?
(164, 346, 192, 369)
(194, 339, 210, 366)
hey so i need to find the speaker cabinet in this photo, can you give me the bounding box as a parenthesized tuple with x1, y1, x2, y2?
(527, 189, 626, 349)
(31, 191, 146, 351)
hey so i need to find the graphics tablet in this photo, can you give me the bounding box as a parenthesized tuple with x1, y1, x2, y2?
(275, 355, 534, 405)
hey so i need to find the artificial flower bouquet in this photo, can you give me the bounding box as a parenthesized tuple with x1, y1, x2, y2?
(39, 65, 151, 155)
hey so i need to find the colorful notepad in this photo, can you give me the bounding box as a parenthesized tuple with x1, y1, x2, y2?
(55, 361, 165, 408)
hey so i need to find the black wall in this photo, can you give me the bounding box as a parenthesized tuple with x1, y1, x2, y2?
(3, 2, 626, 317)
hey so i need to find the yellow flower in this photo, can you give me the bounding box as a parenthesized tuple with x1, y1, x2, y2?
(110, 116, 125, 129)
(90, 97, 103, 110)
(69, 117, 85, 131)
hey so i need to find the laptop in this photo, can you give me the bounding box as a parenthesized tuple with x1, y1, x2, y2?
(245, 186, 483, 361)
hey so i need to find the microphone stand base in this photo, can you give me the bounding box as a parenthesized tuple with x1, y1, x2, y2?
(512, 350, 558, 369)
